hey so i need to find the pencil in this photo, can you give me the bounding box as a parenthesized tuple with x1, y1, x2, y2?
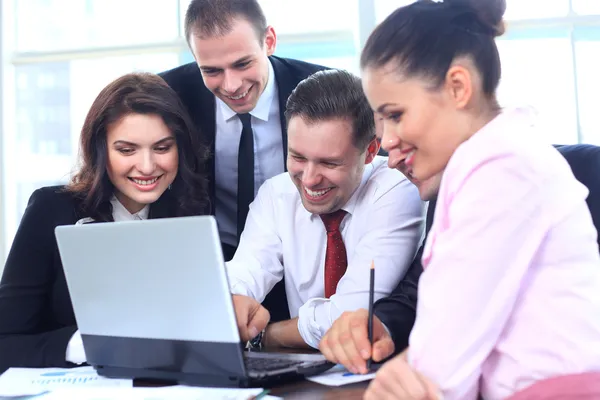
(367, 260, 375, 371)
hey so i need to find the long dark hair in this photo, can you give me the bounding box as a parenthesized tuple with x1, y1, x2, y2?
(67, 72, 209, 221)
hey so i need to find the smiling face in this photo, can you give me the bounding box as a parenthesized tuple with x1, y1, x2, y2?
(362, 66, 465, 185)
(106, 113, 178, 214)
(286, 117, 377, 215)
(361, 54, 501, 190)
(189, 18, 276, 114)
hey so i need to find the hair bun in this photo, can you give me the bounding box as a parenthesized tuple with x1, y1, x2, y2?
(445, 0, 506, 37)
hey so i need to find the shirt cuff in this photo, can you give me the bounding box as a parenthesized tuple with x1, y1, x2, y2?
(229, 280, 252, 297)
(65, 330, 86, 364)
(297, 299, 327, 349)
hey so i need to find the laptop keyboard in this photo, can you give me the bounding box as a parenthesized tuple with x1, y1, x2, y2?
(244, 356, 305, 372)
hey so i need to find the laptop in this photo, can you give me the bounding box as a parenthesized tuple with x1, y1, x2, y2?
(54, 215, 333, 388)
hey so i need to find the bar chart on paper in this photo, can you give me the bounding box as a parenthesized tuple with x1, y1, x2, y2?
(0, 366, 132, 397)
(33, 369, 104, 385)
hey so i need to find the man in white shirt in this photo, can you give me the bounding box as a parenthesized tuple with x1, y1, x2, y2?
(229, 70, 425, 349)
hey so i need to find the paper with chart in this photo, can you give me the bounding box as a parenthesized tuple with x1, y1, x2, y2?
(0, 366, 132, 396)
(306, 364, 376, 386)
(37, 386, 279, 400)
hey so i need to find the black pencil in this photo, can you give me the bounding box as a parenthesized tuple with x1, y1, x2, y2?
(367, 260, 375, 371)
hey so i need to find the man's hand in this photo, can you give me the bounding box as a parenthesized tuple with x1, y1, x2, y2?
(319, 309, 395, 374)
(364, 352, 441, 400)
(232, 294, 270, 342)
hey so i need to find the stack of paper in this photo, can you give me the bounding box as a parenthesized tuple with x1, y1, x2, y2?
(0, 366, 131, 397)
(0, 367, 280, 399)
(39, 386, 274, 399)
(306, 364, 376, 386)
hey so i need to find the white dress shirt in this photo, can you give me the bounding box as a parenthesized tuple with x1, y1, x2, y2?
(215, 60, 284, 247)
(226, 157, 425, 348)
(66, 196, 149, 364)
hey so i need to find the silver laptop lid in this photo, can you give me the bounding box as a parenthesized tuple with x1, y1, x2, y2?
(55, 216, 239, 344)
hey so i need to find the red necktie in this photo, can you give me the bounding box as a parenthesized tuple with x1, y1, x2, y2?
(320, 209, 348, 298)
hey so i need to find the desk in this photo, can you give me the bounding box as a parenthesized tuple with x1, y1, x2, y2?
(265, 348, 369, 399)
(135, 357, 371, 399)
(269, 380, 368, 399)
(135, 379, 368, 400)
(136, 377, 369, 399)
(132, 348, 372, 398)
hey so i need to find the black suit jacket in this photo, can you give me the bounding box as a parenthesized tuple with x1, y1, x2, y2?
(0, 186, 179, 373)
(555, 144, 600, 250)
(159, 56, 328, 322)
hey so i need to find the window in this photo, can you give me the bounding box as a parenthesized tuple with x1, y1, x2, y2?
(0, 0, 366, 265)
(573, 0, 600, 15)
(496, 33, 578, 144)
(3, 53, 181, 255)
(180, 0, 360, 72)
(15, 0, 180, 52)
(374, 0, 413, 22)
(260, 0, 360, 74)
(373, 0, 600, 146)
(2, 0, 600, 266)
(504, 0, 569, 20)
(574, 28, 600, 144)
(376, 0, 572, 21)
(268, 0, 361, 72)
(2, 1, 186, 262)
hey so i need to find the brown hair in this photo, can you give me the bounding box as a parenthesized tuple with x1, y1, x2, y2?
(285, 70, 376, 150)
(184, 0, 267, 42)
(67, 72, 209, 221)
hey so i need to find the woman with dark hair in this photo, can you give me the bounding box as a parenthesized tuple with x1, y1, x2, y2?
(357, 0, 600, 399)
(0, 72, 209, 372)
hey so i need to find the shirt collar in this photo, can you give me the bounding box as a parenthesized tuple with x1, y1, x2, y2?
(217, 59, 276, 123)
(471, 106, 538, 143)
(110, 195, 150, 221)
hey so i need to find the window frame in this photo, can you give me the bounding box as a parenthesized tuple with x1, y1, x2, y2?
(1, 0, 600, 266)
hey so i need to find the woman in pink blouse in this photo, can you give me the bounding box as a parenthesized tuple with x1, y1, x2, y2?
(360, 0, 600, 399)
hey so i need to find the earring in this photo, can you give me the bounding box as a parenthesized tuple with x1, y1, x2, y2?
(168, 184, 172, 190)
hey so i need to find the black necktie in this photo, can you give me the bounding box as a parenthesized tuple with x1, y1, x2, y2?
(237, 113, 254, 240)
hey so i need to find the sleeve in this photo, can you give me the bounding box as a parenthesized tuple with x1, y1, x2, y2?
(408, 155, 549, 399)
(65, 330, 86, 364)
(0, 189, 79, 373)
(298, 178, 425, 348)
(225, 179, 284, 302)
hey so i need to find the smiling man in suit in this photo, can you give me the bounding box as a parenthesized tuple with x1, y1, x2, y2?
(160, 0, 328, 322)
(160, 0, 327, 258)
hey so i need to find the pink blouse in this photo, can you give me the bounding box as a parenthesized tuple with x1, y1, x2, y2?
(408, 108, 600, 399)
